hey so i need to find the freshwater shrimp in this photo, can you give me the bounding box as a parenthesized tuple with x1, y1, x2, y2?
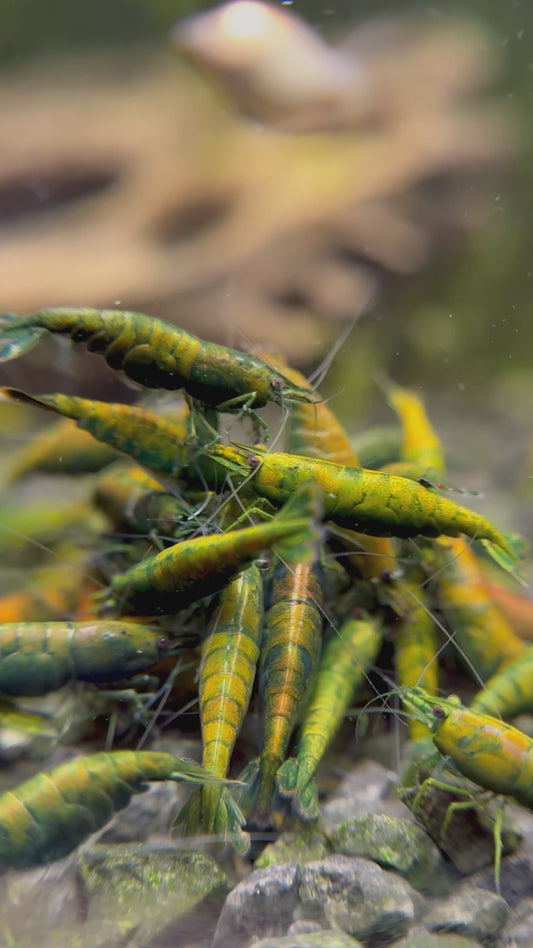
(92, 464, 219, 544)
(277, 614, 383, 820)
(212, 444, 520, 575)
(0, 620, 176, 696)
(1, 389, 207, 492)
(0, 308, 314, 409)
(386, 573, 439, 742)
(382, 380, 445, 476)
(261, 354, 396, 580)
(100, 483, 320, 616)
(0, 750, 229, 868)
(399, 686, 533, 890)
(177, 565, 263, 851)
(436, 536, 526, 681)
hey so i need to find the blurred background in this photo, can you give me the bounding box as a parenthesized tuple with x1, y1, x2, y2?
(0, 0, 531, 534)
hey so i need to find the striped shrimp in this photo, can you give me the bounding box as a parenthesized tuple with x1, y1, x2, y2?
(92, 464, 220, 544)
(212, 444, 520, 576)
(399, 686, 533, 890)
(0, 308, 314, 410)
(436, 536, 526, 681)
(100, 483, 319, 616)
(383, 381, 526, 701)
(0, 620, 175, 697)
(177, 565, 263, 851)
(261, 353, 396, 580)
(1, 390, 207, 493)
(385, 572, 439, 743)
(277, 614, 383, 820)
(242, 539, 324, 819)
(0, 750, 228, 868)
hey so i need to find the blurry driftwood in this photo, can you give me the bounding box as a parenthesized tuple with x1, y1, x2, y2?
(0, 5, 515, 375)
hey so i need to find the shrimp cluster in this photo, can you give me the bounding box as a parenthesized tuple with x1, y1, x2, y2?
(0, 306, 531, 871)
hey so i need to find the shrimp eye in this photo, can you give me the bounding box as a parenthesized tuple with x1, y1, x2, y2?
(157, 636, 171, 650)
(431, 705, 446, 720)
(270, 376, 286, 393)
(248, 455, 261, 469)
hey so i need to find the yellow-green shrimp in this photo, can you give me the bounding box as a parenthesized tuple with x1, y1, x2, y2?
(0, 620, 175, 697)
(0, 750, 228, 868)
(214, 445, 519, 573)
(262, 355, 396, 580)
(249, 558, 324, 817)
(0, 308, 313, 409)
(436, 536, 526, 681)
(92, 464, 218, 543)
(277, 615, 383, 820)
(1, 389, 216, 493)
(386, 573, 439, 742)
(382, 381, 445, 477)
(100, 484, 319, 616)
(177, 565, 263, 851)
(470, 646, 533, 719)
(400, 686, 533, 888)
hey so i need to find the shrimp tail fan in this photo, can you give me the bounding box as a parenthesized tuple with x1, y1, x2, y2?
(0, 316, 47, 362)
(277, 758, 319, 821)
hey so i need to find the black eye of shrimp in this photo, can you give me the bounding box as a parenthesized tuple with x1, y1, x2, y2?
(432, 705, 446, 720)
(270, 376, 286, 393)
(248, 455, 262, 469)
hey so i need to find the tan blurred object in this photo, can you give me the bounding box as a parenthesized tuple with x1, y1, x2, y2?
(0, 6, 515, 365)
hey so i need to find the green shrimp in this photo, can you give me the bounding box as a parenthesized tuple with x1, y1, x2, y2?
(177, 565, 263, 851)
(240, 550, 324, 819)
(0, 308, 313, 409)
(400, 686, 533, 889)
(1, 389, 213, 492)
(277, 615, 383, 819)
(0, 620, 175, 697)
(100, 484, 320, 616)
(213, 444, 520, 575)
(0, 750, 228, 868)
(261, 355, 396, 580)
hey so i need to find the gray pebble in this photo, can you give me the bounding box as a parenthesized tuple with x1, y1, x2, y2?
(424, 883, 508, 941)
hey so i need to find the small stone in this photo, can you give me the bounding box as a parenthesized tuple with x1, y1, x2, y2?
(213, 861, 301, 948)
(322, 760, 399, 828)
(393, 926, 484, 948)
(472, 854, 533, 904)
(330, 813, 445, 892)
(252, 932, 363, 947)
(424, 882, 508, 941)
(499, 896, 533, 948)
(78, 845, 229, 945)
(298, 855, 418, 945)
(256, 821, 331, 869)
(0, 860, 81, 940)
